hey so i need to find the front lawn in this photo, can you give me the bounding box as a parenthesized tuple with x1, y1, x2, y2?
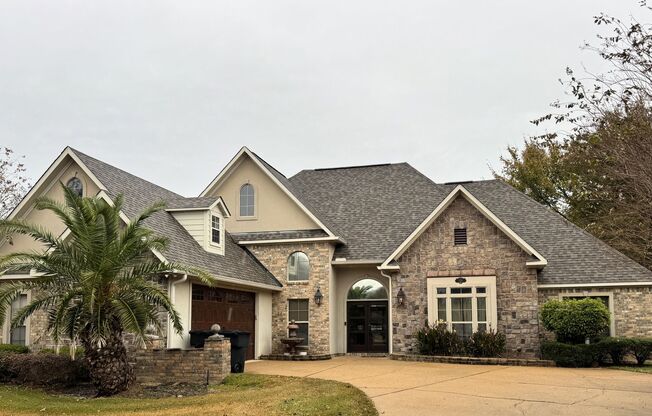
(0, 373, 378, 416)
(611, 364, 652, 374)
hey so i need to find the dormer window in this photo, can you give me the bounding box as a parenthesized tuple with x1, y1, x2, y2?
(240, 184, 255, 217)
(211, 215, 221, 245)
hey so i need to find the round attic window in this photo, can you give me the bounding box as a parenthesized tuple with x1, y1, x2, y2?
(66, 177, 83, 197)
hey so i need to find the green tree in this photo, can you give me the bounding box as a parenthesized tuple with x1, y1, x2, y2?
(496, 3, 652, 270)
(541, 298, 611, 344)
(0, 186, 211, 396)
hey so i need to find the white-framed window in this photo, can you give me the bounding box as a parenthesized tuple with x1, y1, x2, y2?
(287, 252, 309, 281)
(239, 184, 255, 217)
(8, 293, 28, 346)
(427, 276, 497, 339)
(288, 299, 309, 346)
(211, 215, 221, 245)
(558, 292, 615, 337)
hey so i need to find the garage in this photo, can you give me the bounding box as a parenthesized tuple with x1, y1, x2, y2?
(191, 285, 256, 360)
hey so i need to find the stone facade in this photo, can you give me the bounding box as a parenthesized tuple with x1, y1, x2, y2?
(248, 242, 333, 354)
(391, 196, 541, 357)
(133, 337, 231, 385)
(538, 286, 652, 340)
(1, 284, 170, 351)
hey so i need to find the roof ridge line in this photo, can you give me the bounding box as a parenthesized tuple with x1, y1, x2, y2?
(69, 147, 184, 199)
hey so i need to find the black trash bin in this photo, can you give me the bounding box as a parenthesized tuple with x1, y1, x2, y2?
(189, 330, 216, 348)
(219, 330, 250, 373)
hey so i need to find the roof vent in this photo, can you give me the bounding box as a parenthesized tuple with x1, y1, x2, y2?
(454, 228, 467, 245)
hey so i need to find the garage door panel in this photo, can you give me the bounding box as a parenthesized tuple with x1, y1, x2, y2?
(191, 285, 256, 360)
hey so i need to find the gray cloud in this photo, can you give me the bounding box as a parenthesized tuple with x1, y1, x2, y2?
(0, 0, 644, 195)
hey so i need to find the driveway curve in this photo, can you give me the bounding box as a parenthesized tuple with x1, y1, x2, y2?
(247, 356, 652, 415)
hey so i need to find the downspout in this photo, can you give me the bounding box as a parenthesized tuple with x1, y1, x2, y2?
(380, 270, 394, 355)
(168, 273, 188, 348)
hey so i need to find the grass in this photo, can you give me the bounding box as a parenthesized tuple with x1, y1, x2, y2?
(611, 363, 652, 374)
(0, 373, 378, 416)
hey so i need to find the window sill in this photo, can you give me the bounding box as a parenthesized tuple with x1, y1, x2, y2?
(236, 216, 258, 221)
(287, 281, 310, 285)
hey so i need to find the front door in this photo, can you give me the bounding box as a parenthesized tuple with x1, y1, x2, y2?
(347, 301, 388, 353)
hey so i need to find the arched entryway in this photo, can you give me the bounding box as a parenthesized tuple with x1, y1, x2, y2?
(346, 278, 389, 353)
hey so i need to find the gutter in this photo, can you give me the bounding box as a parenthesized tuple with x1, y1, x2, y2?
(538, 281, 652, 289)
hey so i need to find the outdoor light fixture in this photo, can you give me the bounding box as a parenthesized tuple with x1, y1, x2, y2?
(396, 287, 406, 306)
(314, 286, 323, 306)
(455, 277, 467, 284)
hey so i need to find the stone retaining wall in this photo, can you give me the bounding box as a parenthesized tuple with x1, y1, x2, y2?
(390, 353, 555, 367)
(133, 337, 230, 385)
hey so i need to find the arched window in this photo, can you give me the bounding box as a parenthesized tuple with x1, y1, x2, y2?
(347, 279, 388, 300)
(240, 184, 255, 217)
(66, 177, 83, 197)
(288, 252, 309, 281)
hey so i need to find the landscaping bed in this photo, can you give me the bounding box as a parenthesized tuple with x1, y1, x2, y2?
(259, 353, 333, 361)
(0, 373, 378, 416)
(390, 353, 555, 367)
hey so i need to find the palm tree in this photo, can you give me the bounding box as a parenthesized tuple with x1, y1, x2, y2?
(0, 185, 211, 396)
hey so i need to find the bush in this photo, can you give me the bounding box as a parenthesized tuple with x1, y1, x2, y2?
(38, 345, 85, 360)
(595, 337, 634, 365)
(541, 298, 610, 344)
(465, 330, 506, 357)
(630, 338, 652, 366)
(415, 321, 464, 356)
(0, 344, 29, 354)
(0, 353, 89, 386)
(541, 341, 600, 367)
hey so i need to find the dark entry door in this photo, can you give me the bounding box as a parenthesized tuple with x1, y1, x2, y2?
(191, 285, 256, 360)
(347, 301, 388, 353)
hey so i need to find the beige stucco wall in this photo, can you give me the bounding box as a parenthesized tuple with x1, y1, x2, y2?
(255, 291, 273, 357)
(203, 155, 319, 233)
(169, 279, 193, 349)
(332, 265, 390, 354)
(0, 157, 100, 349)
(0, 158, 100, 256)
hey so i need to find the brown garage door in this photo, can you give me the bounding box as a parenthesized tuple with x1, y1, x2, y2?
(191, 285, 256, 360)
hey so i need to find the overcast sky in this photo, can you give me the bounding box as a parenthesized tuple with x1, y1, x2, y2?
(0, 1, 645, 196)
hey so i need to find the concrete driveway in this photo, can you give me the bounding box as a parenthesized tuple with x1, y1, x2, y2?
(247, 356, 652, 415)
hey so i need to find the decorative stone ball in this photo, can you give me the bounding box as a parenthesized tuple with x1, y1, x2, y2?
(210, 324, 221, 333)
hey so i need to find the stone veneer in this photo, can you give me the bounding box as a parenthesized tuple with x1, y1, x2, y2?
(538, 286, 652, 340)
(391, 196, 541, 357)
(1, 285, 170, 351)
(248, 242, 333, 354)
(133, 337, 231, 385)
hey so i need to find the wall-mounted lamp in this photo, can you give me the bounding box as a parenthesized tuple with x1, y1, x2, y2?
(396, 287, 406, 306)
(314, 286, 323, 306)
(455, 277, 467, 284)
